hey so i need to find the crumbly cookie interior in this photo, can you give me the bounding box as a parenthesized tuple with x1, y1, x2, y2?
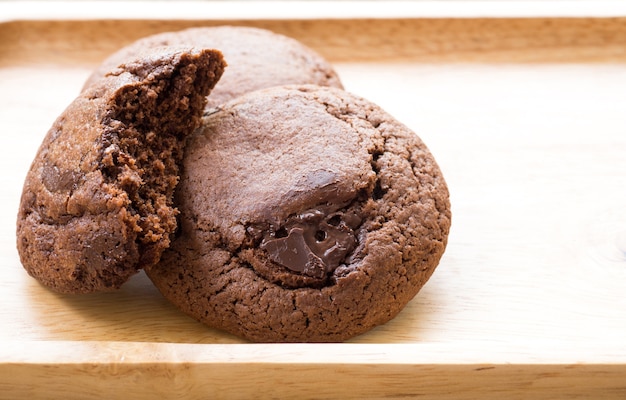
(100, 54, 220, 267)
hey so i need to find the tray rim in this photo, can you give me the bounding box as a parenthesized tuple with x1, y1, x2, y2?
(2, 341, 626, 399)
(3, 0, 626, 24)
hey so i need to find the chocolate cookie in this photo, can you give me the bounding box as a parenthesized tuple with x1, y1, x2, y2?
(146, 85, 451, 342)
(16, 47, 226, 293)
(83, 26, 343, 108)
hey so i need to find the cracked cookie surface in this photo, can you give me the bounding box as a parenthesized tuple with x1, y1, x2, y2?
(146, 85, 451, 342)
(16, 47, 226, 294)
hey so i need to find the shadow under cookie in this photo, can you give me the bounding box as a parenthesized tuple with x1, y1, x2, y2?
(22, 271, 242, 344)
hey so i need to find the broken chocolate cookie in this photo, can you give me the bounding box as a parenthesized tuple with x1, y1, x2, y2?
(16, 47, 226, 293)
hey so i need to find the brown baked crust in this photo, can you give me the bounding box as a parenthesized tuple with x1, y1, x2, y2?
(82, 26, 343, 108)
(16, 47, 226, 294)
(146, 85, 451, 342)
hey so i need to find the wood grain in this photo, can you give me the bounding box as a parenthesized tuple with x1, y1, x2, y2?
(1, 5, 626, 399)
(4, 17, 626, 66)
(2, 341, 626, 399)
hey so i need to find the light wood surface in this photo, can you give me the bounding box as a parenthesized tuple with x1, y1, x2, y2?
(1, 2, 626, 398)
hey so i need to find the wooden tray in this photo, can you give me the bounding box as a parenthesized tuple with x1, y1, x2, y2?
(1, 2, 626, 398)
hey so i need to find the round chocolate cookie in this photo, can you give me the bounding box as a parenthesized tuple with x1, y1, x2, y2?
(16, 47, 226, 293)
(83, 26, 343, 108)
(146, 85, 451, 342)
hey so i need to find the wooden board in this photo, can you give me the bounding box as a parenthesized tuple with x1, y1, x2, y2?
(1, 2, 626, 398)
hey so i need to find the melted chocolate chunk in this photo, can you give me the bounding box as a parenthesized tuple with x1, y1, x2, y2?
(260, 207, 361, 278)
(42, 161, 80, 193)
